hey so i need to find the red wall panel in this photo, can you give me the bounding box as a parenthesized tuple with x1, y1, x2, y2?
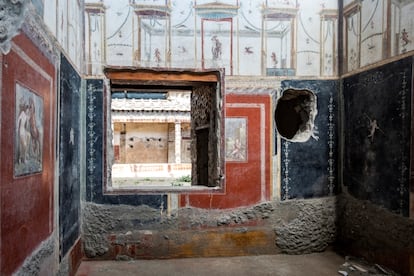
(1, 33, 55, 275)
(180, 94, 272, 209)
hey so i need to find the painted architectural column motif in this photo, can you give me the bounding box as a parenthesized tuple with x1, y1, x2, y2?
(195, 2, 239, 75)
(320, 9, 338, 76)
(119, 123, 126, 163)
(343, 2, 361, 73)
(132, 3, 172, 67)
(261, 6, 298, 76)
(85, 2, 106, 75)
(175, 122, 181, 163)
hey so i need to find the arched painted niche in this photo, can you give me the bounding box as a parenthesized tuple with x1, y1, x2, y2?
(275, 88, 317, 142)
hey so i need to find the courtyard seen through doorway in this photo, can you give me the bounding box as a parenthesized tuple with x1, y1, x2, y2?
(111, 89, 193, 188)
(104, 68, 225, 191)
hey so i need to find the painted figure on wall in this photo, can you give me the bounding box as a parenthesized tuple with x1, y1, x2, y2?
(225, 118, 247, 162)
(401, 29, 411, 48)
(401, 29, 409, 45)
(16, 97, 30, 164)
(14, 84, 44, 176)
(271, 52, 278, 68)
(365, 114, 384, 143)
(211, 35, 222, 61)
(28, 97, 41, 157)
(154, 48, 162, 65)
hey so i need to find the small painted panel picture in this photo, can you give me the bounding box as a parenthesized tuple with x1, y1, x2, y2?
(225, 117, 247, 162)
(14, 83, 43, 177)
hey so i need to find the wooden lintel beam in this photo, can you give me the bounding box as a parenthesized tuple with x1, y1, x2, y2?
(104, 69, 219, 83)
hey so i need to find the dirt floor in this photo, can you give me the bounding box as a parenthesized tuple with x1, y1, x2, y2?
(75, 251, 357, 276)
(75, 251, 400, 276)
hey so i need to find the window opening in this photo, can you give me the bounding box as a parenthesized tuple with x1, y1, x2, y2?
(275, 88, 317, 142)
(111, 89, 191, 188)
(104, 68, 224, 192)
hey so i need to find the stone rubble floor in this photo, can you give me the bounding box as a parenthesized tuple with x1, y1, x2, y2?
(337, 255, 399, 276)
(75, 251, 399, 276)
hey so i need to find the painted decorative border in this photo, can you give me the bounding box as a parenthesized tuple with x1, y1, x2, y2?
(399, 71, 409, 215)
(282, 141, 291, 200)
(226, 103, 266, 201)
(87, 82, 99, 194)
(327, 92, 335, 195)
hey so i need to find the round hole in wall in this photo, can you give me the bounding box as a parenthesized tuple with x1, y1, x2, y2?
(275, 88, 317, 142)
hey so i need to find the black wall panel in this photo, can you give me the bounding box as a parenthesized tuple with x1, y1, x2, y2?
(279, 80, 339, 200)
(85, 79, 167, 208)
(59, 55, 81, 258)
(343, 57, 412, 216)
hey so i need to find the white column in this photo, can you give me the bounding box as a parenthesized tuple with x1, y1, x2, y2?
(175, 122, 181, 164)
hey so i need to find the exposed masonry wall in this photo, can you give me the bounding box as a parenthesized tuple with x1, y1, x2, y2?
(13, 235, 56, 276)
(82, 197, 337, 258)
(274, 198, 336, 254)
(336, 192, 414, 275)
(56, 257, 69, 276)
(275, 88, 318, 143)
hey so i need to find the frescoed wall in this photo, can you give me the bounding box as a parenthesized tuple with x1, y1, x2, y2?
(85, 2, 106, 75)
(397, 1, 414, 54)
(181, 93, 272, 209)
(343, 0, 414, 73)
(279, 79, 339, 200)
(343, 56, 412, 217)
(85, 0, 338, 77)
(59, 54, 82, 259)
(2, 0, 414, 274)
(14, 83, 44, 177)
(338, 56, 414, 276)
(83, 0, 414, 76)
(0, 32, 56, 276)
(43, 0, 84, 71)
(85, 79, 167, 207)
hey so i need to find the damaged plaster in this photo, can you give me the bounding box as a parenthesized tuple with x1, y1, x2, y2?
(274, 198, 336, 254)
(0, 0, 28, 54)
(13, 235, 56, 276)
(275, 88, 318, 142)
(336, 192, 414, 275)
(82, 197, 337, 259)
